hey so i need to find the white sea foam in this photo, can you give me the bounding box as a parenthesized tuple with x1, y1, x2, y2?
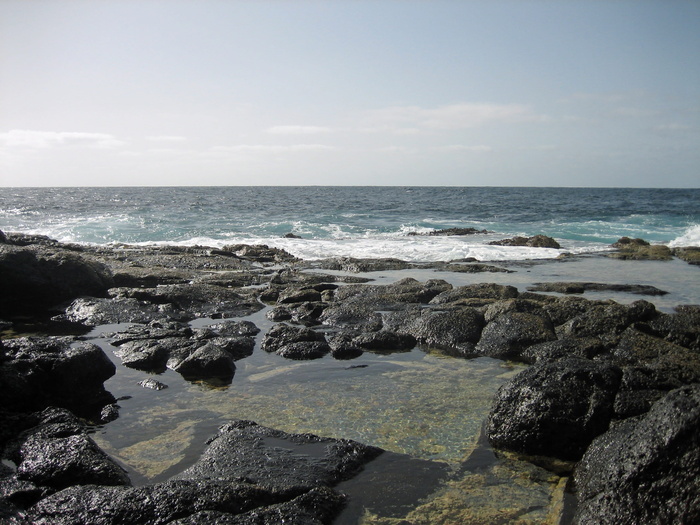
(669, 224, 700, 248)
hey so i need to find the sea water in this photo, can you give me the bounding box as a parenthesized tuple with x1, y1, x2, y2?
(2, 186, 699, 262)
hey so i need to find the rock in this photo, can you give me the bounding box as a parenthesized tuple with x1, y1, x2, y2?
(261, 324, 330, 360)
(283, 232, 302, 239)
(174, 420, 383, 491)
(113, 339, 172, 373)
(138, 378, 168, 390)
(11, 407, 130, 490)
(475, 312, 557, 360)
(520, 337, 607, 364)
(61, 296, 186, 326)
(327, 332, 365, 360)
(647, 305, 700, 352)
(673, 246, 700, 265)
(350, 330, 416, 353)
(488, 235, 561, 249)
(206, 320, 260, 337)
(486, 358, 622, 462)
(556, 300, 658, 345)
(609, 237, 673, 260)
(0, 337, 115, 416)
(223, 243, 300, 263)
(406, 308, 484, 355)
(170, 343, 236, 382)
(527, 281, 668, 296)
(482, 298, 549, 323)
(574, 385, 700, 524)
(99, 404, 120, 423)
(315, 257, 416, 272)
(429, 283, 519, 305)
(0, 244, 113, 315)
(277, 287, 323, 304)
(24, 480, 283, 525)
(0, 230, 7, 243)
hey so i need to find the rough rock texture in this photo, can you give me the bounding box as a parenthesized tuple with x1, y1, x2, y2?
(488, 235, 561, 249)
(486, 358, 622, 461)
(9, 408, 130, 491)
(260, 324, 330, 360)
(0, 337, 115, 416)
(573, 385, 700, 525)
(0, 244, 113, 315)
(527, 281, 668, 296)
(404, 308, 484, 355)
(609, 237, 673, 260)
(475, 311, 557, 360)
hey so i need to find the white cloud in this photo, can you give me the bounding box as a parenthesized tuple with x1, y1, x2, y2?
(266, 125, 332, 135)
(363, 103, 542, 132)
(0, 130, 125, 149)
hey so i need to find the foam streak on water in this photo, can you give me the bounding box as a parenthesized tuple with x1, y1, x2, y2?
(1, 186, 698, 262)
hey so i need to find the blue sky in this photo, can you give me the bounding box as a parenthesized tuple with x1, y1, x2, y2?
(1, 0, 698, 187)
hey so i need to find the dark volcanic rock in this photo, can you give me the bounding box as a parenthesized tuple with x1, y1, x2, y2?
(520, 337, 607, 364)
(174, 420, 383, 490)
(0, 337, 115, 415)
(0, 244, 113, 315)
(475, 312, 557, 360)
(61, 297, 186, 326)
(486, 358, 622, 462)
(12, 407, 130, 490)
(488, 235, 561, 249)
(406, 308, 484, 355)
(609, 237, 673, 260)
(261, 324, 330, 360)
(350, 330, 416, 353)
(527, 281, 668, 296)
(170, 343, 236, 382)
(421, 227, 488, 236)
(574, 385, 700, 525)
(429, 283, 519, 305)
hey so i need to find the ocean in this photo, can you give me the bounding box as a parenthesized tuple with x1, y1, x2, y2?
(2, 186, 699, 262)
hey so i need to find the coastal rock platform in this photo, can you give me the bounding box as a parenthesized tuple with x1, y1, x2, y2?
(1, 232, 699, 524)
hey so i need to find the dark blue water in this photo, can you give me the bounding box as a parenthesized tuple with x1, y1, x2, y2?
(2, 187, 698, 261)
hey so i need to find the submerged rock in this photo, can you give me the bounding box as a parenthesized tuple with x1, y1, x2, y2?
(574, 385, 700, 524)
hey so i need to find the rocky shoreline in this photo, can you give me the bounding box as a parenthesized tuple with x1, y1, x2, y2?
(1, 231, 699, 524)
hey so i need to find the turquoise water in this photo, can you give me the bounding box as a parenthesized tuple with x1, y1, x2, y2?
(2, 188, 698, 261)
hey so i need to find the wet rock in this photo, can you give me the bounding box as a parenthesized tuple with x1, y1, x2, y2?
(612, 327, 700, 385)
(170, 343, 236, 382)
(261, 324, 330, 360)
(327, 332, 365, 360)
(319, 303, 384, 331)
(574, 385, 700, 525)
(315, 257, 416, 272)
(541, 296, 597, 326)
(113, 339, 172, 373)
(488, 235, 561, 249)
(609, 237, 673, 260)
(170, 486, 345, 525)
(0, 337, 115, 416)
(0, 244, 113, 315)
(61, 296, 186, 326)
(556, 300, 658, 345)
(351, 330, 416, 353)
(673, 246, 700, 265)
(429, 283, 519, 305)
(11, 407, 130, 490)
(647, 304, 700, 352)
(475, 312, 557, 360)
(486, 358, 622, 462)
(406, 308, 484, 355)
(223, 243, 300, 263)
(25, 479, 283, 525)
(527, 281, 668, 296)
(277, 287, 323, 304)
(206, 320, 260, 337)
(99, 404, 120, 423)
(174, 420, 383, 491)
(520, 336, 607, 364)
(114, 283, 263, 319)
(482, 298, 549, 323)
(138, 378, 168, 390)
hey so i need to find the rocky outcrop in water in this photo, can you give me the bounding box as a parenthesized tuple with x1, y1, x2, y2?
(488, 235, 561, 249)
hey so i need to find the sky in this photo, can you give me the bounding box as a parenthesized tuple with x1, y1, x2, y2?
(0, 0, 698, 187)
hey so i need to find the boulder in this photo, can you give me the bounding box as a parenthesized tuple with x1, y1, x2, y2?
(527, 282, 668, 296)
(406, 308, 484, 355)
(475, 312, 557, 360)
(170, 343, 236, 382)
(488, 235, 561, 249)
(10, 408, 130, 490)
(261, 324, 330, 360)
(520, 337, 607, 364)
(609, 237, 673, 260)
(429, 283, 519, 305)
(0, 244, 113, 315)
(574, 385, 700, 525)
(486, 358, 622, 462)
(350, 330, 416, 353)
(0, 337, 115, 416)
